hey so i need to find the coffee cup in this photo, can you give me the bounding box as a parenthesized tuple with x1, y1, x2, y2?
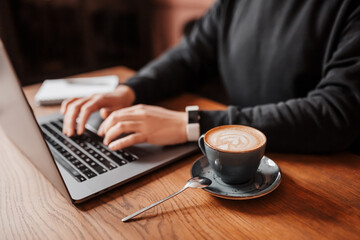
(198, 125, 267, 185)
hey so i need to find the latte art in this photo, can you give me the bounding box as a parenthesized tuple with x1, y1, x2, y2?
(205, 126, 265, 152)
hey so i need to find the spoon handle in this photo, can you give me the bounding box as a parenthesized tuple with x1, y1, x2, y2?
(122, 186, 188, 222)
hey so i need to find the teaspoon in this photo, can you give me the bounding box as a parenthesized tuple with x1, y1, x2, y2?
(122, 176, 212, 222)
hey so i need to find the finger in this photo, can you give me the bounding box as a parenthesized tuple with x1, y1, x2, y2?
(76, 99, 102, 135)
(98, 112, 145, 136)
(103, 121, 141, 145)
(100, 106, 122, 119)
(100, 108, 110, 119)
(108, 133, 146, 150)
(101, 104, 145, 117)
(60, 98, 79, 114)
(99, 97, 143, 119)
(63, 98, 89, 136)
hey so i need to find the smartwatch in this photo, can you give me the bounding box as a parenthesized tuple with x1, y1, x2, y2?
(185, 105, 200, 141)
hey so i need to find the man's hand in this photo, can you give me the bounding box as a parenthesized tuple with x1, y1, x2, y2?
(97, 104, 188, 150)
(61, 85, 135, 136)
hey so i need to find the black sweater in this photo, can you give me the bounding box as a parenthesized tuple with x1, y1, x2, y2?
(125, 0, 360, 153)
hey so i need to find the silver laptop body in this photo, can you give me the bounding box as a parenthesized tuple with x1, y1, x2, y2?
(0, 40, 198, 203)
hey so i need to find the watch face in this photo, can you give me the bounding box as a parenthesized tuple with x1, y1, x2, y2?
(188, 110, 199, 124)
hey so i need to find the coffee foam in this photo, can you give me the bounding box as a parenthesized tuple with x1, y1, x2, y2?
(205, 125, 265, 152)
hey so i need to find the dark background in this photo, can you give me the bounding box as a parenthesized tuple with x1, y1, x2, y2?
(0, 0, 227, 104)
(0, 0, 153, 86)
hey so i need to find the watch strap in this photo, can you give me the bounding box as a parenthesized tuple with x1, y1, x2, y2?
(185, 106, 200, 141)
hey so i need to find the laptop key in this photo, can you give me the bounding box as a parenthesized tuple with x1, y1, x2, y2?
(81, 130, 138, 160)
(42, 125, 99, 177)
(68, 144, 107, 174)
(75, 163, 85, 169)
(88, 140, 127, 166)
(120, 151, 138, 162)
(46, 123, 108, 174)
(42, 132, 86, 182)
(86, 172, 96, 178)
(50, 122, 118, 171)
(80, 167, 97, 178)
(76, 135, 128, 166)
(51, 121, 127, 170)
(95, 155, 117, 170)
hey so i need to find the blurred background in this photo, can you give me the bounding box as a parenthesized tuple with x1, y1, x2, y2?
(0, 0, 214, 86)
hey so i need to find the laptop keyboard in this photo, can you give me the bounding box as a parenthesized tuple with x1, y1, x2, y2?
(41, 120, 138, 182)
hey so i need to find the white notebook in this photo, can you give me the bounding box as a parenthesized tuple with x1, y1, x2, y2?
(35, 75, 119, 106)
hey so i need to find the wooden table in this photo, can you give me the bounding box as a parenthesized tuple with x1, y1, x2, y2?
(1, 67, 359, 239)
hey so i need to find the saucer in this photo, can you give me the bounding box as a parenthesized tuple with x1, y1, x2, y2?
(191, 156, 281, 200)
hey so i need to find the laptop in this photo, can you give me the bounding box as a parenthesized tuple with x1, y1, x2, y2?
(0, 40, 198, 203)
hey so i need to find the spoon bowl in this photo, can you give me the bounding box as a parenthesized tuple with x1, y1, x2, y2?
(186, 176, 212, 188)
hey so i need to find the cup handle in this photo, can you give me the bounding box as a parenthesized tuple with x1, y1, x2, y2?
(198, 134, 206, 155)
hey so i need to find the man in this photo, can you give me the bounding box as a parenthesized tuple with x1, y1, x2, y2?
(62, 0, 360, 153)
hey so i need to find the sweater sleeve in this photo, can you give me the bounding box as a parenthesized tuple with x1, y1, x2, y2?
(124, 0, 222, 104)
(199, 7, 360, 153)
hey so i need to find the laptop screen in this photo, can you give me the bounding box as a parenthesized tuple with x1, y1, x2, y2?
(0, 40, 72, 202)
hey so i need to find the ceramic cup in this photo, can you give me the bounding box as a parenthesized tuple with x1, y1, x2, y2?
(198, 125, 267, 185)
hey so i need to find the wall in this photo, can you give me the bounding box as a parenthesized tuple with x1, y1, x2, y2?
(150, 0, 215, 57)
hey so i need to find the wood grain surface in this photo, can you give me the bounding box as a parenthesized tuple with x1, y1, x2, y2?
(1, 66, 359, 239)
